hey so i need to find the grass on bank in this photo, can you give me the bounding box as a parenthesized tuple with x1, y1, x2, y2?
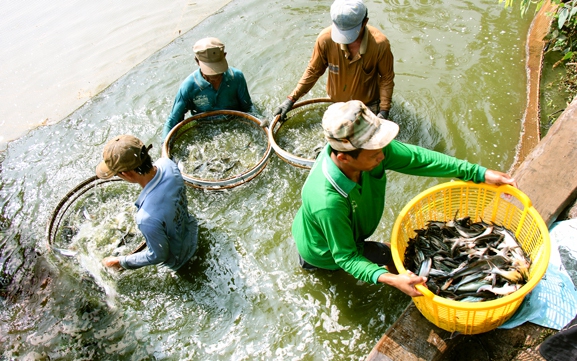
(503, 0, 577, 133)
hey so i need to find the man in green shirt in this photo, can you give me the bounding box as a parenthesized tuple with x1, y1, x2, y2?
(291, 100, 517, 297)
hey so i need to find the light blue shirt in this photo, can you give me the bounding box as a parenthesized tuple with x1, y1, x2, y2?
(162, 67, 254, 139)
(119, 158, 198, 271)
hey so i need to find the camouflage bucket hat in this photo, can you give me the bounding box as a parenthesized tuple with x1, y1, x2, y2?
(322, 100, 399, 152)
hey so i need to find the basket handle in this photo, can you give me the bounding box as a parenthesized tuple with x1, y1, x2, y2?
(495, 184, 532, 208)
(414, 284, 435, 299)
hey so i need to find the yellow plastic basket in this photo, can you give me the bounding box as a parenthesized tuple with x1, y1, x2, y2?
(391, 181, 550, 335)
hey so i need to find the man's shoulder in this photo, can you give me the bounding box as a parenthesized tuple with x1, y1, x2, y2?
(302, 162, 348, 207)
(156, 156, 177, 168)
(316, 26, 334, 43)
(155, 158, 183, 181)
(367, 25, 389, 44)
(179, 70, 202, 90)
(226, 67, 247, 79)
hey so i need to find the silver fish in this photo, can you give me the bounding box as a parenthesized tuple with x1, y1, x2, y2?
(418, 257, 432, 278)
(53, 248, 77, 257)
(476, 283, 521, 296)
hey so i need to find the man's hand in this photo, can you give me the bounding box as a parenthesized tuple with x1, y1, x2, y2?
(484, 169, 517, 188)
(272, 98, 295, 122)
(377, 110, 390, 120)
(378, 271, 426, 297)
(102, 256, 123, 271)
(259, 118, 270, 128)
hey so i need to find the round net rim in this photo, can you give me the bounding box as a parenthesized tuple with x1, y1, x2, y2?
(46, 176, 147, 256)
(268, 98, 333, 169)
(162, 110, 272, 190)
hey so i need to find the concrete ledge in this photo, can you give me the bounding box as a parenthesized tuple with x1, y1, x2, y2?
(512, 0, 557, 170)
(513, 96, 577, 228)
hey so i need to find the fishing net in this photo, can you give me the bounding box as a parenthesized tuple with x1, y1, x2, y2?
(163, 110, 271, 190)
(47, 176, 146, 260)
(269, 98, 332, 169)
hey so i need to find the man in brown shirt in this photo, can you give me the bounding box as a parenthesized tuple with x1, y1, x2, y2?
(272, 0, 394, 123)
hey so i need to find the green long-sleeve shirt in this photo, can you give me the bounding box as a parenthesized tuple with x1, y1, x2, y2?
(291, 140, 487, 284)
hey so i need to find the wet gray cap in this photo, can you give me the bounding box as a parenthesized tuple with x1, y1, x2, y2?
(330, 0, 367, 44)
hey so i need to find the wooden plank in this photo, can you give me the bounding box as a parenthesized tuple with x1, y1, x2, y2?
(512, 96, 577, 227)
(365, 303, 456, 361)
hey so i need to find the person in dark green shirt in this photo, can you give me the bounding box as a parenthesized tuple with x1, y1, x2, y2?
(291, 100, 517, 297)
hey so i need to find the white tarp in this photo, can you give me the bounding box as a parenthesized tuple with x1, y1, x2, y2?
(500, 218, 577, 330)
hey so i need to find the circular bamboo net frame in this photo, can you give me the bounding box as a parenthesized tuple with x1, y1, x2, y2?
(268, 98, 333, 169)
(46, 176, 147, 255)
(162, 110, 272, 190)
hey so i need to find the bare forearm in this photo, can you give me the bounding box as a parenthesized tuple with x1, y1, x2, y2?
(378, 272, 426, 297)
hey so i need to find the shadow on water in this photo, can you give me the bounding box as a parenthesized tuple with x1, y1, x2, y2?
(0, 0, 532, 359)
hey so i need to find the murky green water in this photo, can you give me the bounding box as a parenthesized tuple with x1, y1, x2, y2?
(0, 0, 531, 359)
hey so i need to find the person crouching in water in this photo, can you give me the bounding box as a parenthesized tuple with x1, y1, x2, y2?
(96, 135, 198, 274)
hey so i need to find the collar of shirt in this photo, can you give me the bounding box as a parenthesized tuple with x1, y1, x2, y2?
(134, 163, 163, 209)
(192, 68, 232, 91)
(339, 27, 369, 61)
(320, 145, 358, 198)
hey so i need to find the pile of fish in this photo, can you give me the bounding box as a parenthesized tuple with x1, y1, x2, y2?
(171, 118, 264, 180)
(403, 215, 531, 302)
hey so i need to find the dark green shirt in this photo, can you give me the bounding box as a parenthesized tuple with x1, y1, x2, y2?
(291, 140, 487, 284)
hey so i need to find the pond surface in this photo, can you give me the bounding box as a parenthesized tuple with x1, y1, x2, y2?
(0, 0, 531, 359)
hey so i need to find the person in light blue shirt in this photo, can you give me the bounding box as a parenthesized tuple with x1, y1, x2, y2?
(96, 135, 198, 272)
(162, 37, 255, 139)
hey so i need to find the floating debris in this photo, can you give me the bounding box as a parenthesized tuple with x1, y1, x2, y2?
(403, 215, 531, 302)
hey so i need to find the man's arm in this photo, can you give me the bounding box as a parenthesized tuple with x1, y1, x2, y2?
(235, 71, 254, 113)
(382, 140, 487, 183)
(163, 86, 192, 139)
(378, 271, 426, 297)
(288, 30, 331, 103)
(316, 207, 388, 284)
(273, 32, 330, 121)
(484, 169, 517, 187)
(315, 207, 426, 295)
(110, 221, 170, 270)
(376, 36, 395, 114)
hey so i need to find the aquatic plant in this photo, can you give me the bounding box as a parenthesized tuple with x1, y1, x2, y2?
(501, 0, 577, 66)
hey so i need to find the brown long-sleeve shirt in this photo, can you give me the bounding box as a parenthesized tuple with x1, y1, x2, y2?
(289, 24, 395, 111)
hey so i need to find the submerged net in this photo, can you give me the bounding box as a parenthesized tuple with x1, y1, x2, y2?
(171, 116, 265, 180)
(164, 111, 271, 189)
(49, 178, 145, 259)
(270, 98, 332, 168)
